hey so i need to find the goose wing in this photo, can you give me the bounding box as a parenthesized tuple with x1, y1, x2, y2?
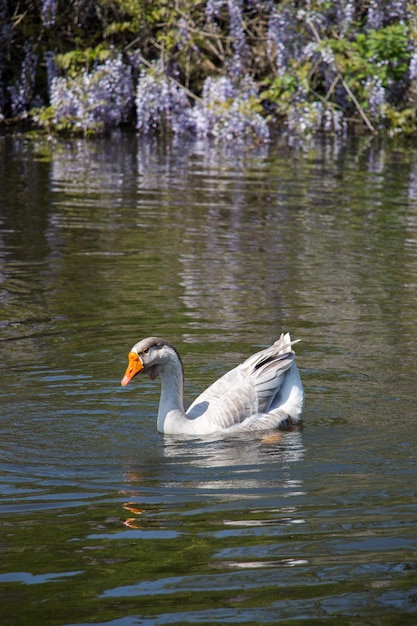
(186, 336, 296, 430)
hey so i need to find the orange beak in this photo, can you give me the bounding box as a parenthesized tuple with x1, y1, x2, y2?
(121, 352, 144, 387)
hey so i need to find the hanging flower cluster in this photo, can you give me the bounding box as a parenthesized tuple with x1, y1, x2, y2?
(2, 0, 416, 138)
(135, 69, 269, 142)
(48, 55, 133, 133)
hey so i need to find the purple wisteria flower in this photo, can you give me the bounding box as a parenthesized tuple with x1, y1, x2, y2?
(409, 51, 417, 81)
(191, 75, 269, 141)
(49, 54, 133, 132)
(367, 78, 386, 120)
(227, 0, 249, 77)
(135, 69, 269, 142)
(8, 42, 38, 115)
(205, 0, 222, 23)
(41, 0, 57, 27)
(135, 69, 195, 134)
(267, 8, 292, 76)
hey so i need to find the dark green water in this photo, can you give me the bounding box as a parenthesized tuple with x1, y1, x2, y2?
(1, 132, 417, 625)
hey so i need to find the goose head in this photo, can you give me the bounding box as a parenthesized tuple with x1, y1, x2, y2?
(121, 337, 182, 386)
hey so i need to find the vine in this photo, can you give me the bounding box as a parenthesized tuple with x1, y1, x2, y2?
(1, 0, 416, 138)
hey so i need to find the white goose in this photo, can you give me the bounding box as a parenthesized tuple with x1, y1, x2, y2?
(121, 333, 304, 435)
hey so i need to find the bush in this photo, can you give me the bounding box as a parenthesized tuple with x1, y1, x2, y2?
(1, 0, 416, 138)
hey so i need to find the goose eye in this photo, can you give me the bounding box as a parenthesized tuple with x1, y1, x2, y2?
(143, 348, 149, 355)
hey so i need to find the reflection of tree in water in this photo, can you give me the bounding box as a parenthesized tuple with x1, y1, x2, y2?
(3, 133, 417, 386)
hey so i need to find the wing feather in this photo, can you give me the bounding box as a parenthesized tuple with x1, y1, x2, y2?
(186, 339, 296, 430)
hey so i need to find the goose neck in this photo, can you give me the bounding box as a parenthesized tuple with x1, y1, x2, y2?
(157, 356, 185, 425)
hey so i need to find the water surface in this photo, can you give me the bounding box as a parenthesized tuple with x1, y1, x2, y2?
(1, 132, 417, 625)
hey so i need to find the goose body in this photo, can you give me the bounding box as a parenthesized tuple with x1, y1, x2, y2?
(121, 333, 304, 435)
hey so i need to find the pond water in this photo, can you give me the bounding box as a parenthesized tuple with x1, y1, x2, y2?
(1, 131, 417, 625)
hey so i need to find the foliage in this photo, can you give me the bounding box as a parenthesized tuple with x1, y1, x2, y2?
(57, 47, 112, 76)
(261, 17, 415, 136)
(1, 0, 417, 138)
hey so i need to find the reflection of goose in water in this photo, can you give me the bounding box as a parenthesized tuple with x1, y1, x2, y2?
(121, 333, 304, 435)
(162, 430, 305, 493)
(121, 430, 305, 529)
(161, 429, 305, 469)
